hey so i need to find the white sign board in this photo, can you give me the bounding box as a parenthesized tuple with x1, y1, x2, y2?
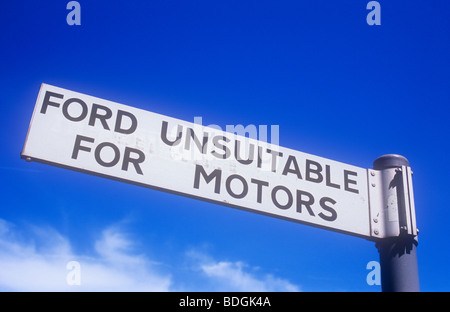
(22, 84, 372, 238)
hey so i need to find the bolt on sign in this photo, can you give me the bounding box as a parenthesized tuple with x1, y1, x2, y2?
(21, 84, 416, 240)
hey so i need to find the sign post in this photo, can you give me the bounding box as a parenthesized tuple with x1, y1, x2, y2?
(21, 84, 420, 291)
(372, 154, 420, 292)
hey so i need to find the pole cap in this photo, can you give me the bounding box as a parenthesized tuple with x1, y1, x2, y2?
(373, 154, 409, 170)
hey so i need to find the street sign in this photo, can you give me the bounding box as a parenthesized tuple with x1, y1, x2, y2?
(22, 83, 373, 238)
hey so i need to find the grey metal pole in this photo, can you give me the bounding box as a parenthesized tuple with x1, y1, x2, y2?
(373, 154, 420, 292)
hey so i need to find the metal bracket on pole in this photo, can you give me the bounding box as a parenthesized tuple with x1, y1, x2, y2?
(368, 163, 418, 239)
(400, 166, 418, 237)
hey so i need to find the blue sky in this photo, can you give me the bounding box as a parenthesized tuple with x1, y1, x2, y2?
(0, 0, 449, 291)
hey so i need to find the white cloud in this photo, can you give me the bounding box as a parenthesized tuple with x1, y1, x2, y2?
(201, 261, 300, 292)
(187, 250, 300, 292)
(0, 220, 171, 291)
(0, 219, 300, 292)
